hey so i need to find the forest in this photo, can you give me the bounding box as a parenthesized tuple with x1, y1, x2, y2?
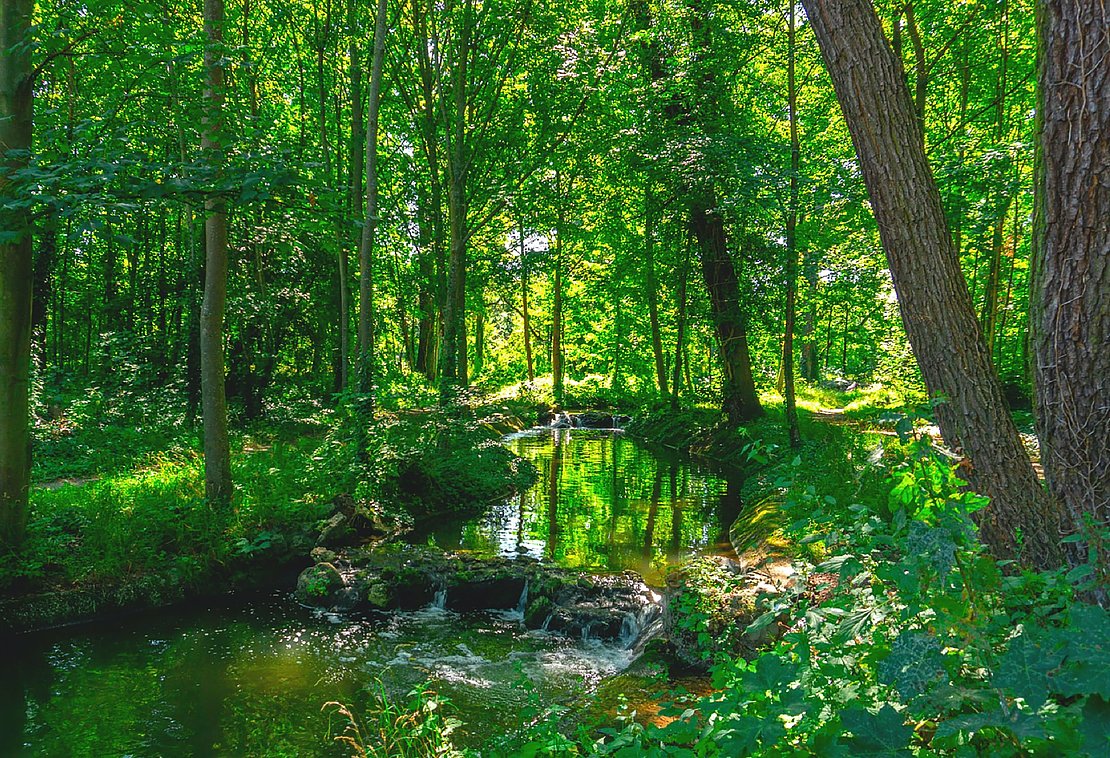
(0, 0, 1107, 755)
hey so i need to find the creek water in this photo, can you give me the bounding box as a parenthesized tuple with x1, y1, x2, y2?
(0, 428, 740, 756)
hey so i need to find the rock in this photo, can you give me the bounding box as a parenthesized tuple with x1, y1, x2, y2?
(310, 547, 338, 564)
(294, 562, 347, 607)
(315, 497, 394, 548)
(300, 545, 663, 648)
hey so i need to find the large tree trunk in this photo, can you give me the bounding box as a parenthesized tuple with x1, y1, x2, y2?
(358, 0, 388, 407)
(0, 0, 34, 549)
(1033, 0, 1109, 570)
(200, 0, 232, 507)
(690, 196, 763, 424)
(801, 0, 1063, 569)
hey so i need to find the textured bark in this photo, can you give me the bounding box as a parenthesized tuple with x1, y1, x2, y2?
(802, 0, 1063, 568)
(0, 0, 33, 549)
(1033, 0, 1109, 564)
(358, 0, 388, 406)
(200, 0, 232, 507)
(691, 197, 763, 424)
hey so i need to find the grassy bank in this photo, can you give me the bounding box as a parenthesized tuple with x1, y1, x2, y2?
(1, 402, 537, 633)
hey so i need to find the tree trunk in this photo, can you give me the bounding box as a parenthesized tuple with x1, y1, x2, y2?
(1033, 0, 1109, 570)
(690, 196, 763, 424)
(520, 217, 534, 382)
(671, 232, 692, 412)
(357, 0, 388, 409)
(644, 187, 667, 398)
(801, 0, 1063, 569)
(552, 183, 566, 407)
(439, 0, 471, 397)
(200, 0, 233, 507)
(340, 0, 362, 393)
(0, 0, 34, 549)
(782, 1, 801, 449)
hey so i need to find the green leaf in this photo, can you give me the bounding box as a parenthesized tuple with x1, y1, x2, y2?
(841, 704, 914, 756)
(994, 634, 1062, 710)
(1080, 695, 1110, 757)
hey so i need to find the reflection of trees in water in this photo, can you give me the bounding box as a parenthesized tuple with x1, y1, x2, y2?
(504, 432, 738, 577)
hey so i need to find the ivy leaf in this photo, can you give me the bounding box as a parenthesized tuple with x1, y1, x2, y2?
(840, 704, 914, 756)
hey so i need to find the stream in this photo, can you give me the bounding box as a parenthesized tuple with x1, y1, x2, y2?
(0, 428, 741, 756)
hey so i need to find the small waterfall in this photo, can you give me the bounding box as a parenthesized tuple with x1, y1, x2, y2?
(431, 587, 447, 611)
(515, 579, 530, 617)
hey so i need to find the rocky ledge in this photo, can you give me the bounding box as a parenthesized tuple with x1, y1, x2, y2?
(295, 545, 662, 649)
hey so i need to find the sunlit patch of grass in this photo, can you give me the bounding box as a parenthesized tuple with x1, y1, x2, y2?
(5, 443, 328, 597)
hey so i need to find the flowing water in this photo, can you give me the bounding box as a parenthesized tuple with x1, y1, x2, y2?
(0, 428, 740, 756)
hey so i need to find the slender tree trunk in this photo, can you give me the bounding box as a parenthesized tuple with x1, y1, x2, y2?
(690, 197, 763, 424)
(200, 0, 233, 507)
(439, 0, 471, 396)
(1033, 0, 1109, 572)
(32, 218, 55, 375)
(340, 0, 362, 393)
(520, 217, 534, 382)
(358, 0, 388, 408)
(670, 233, 692, 412)
(552, 181, 566, 407)
(801, 0, 1063, 569)
(782, 1, 801, 448)
(0, 0, 34, 549)
(644, 187, 667, 398)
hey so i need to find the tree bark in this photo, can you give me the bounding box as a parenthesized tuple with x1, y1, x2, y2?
(520, 217, 535, 382)
(439, 0, 471, 396)
(783, 1, 801, 448)
(358, 0, 388, 408)
(644, 187, 667, 398)
(1033, 0, 1109, 569)
(0, 0, 34, 549)
(200, 0, 233, 507)
(690, 196, 763, 424)
(801, 0, 1063, 568)
(670, 233, 692, 412)
(552, 178, 566, 407)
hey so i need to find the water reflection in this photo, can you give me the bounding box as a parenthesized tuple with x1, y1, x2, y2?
(418, 428, 742, 584)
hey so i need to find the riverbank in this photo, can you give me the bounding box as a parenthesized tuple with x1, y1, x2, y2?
(0, 402, 538, 635)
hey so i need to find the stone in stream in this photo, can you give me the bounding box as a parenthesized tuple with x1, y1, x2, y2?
(293, 545, 663, 648)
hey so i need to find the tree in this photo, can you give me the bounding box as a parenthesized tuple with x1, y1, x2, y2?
(799, 0, 1064, 568)
(357, 0, 389, 408)
(782, 0, 801, 449)
(0, 0, 34, 549)
(200, 0, 232, 507)
(1033, 0, 1109, 568)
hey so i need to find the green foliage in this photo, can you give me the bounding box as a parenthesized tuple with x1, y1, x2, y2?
(2, 439, 328, 597)
(579, 435, 1108, 756)
(324, 684, 465, 758)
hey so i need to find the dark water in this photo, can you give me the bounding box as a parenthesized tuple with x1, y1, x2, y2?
(0, 429, 740, 757)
